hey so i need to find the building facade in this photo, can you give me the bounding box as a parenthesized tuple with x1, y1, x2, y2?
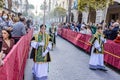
(72, 0, 120, 24)
(3, 0, 29, 15)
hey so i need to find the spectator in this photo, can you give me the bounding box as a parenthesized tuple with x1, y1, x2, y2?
(0, 11, 7, 29)
(0, 29, 15, 56)
(114, 29, 120, 43)
(26, 19, 32, 29)
(12, 17, 26, 43)
(0, 11, 5, 20)
(6, 14, 14, 28)
(77, 22, 81, 31)
(17, 13, 22, 20)
(80, 26, 87, 34)
(108, 19, 115, 28)
(109, 21, 120, 40)
(74, 23, 79, 32)
(62, 23, 67, 28)
(81, 22, 86, 29)
(86, 25, 92, 35)
(70, 23, 75, 31)
(0, 29, 15, 66)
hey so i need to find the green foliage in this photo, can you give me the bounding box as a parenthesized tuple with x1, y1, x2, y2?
(22, 11, 28, 16)
(0, 0, 5, 9)
(54, 7, 66, 17)
(40, 4, 47, 10)
(49, 10, 55, 18)
(29, 4, 35, 9)
(78, 0, 113, 11)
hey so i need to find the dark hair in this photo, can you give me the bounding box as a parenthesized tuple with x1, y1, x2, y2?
(40, 24, 46, 29)
(2, 29, 12, 39)
(97, 26, 102, 30)
(20, 17, 25, 22)
(26, 19, 31, 28)
(18, 13, 22, 17)
(1, 11, 5, 16)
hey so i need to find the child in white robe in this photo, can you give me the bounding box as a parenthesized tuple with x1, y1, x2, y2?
(89, 26, 107, 71)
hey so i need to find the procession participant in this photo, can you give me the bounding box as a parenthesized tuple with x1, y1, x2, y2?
(89, 26, 107, 71)
(49, 23, 56, 50)
(31, 24, 52, 80)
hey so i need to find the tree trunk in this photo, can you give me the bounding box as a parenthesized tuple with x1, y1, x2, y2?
(68, 0, 72, 23)
(7, 0, 12, 10)
(88, 7, 93, 24)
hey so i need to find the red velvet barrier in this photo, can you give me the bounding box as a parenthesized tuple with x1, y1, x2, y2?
(58, 28, 120, 69)
(58, 28, 91, 52)
(0, 29, 33, 80)
(58, 28, 62, 36)
(104, 40, 120, 69)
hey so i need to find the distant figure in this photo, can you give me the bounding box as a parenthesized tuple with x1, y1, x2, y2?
(49, 23, 57, 50)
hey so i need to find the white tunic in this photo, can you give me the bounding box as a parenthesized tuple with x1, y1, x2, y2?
(32, 62, 48, 78)
(89, 40, 104, 66)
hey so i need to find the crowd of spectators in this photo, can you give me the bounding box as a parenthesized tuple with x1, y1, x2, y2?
(0, 11, 33, 42)
(0, 10, 33, 65)
(58, 19, 120, 43)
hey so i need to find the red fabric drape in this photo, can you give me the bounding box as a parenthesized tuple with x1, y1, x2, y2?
(0, 29, 33, 80)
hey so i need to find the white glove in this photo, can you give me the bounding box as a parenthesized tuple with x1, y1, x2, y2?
(35, 43, 39, 49)
(1, 54, 5, 59)
(98, 48, 101, 52)
(0, 60, 4, 66)
(55, 32, 57, 36)
(47, 42, 52, 50)
(42, 42, 52, 57)
(0, 51, 5, 59)
(96, 47, 101, 52)
(42, 49, 49, 57)
(38, 41, 45, 47)
(31, 41, 39, 49)
(100, 36, 106, 43)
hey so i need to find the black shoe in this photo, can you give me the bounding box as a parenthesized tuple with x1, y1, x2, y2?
(98, 67, 108, 71)
(89, 67, 97, 70)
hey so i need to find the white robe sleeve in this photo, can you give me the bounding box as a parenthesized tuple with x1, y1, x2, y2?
(31, 41, 39, 49)
(31, 41, 45, 49)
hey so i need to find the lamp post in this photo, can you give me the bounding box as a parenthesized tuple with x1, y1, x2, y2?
(49, 0, 51, 22)
(43, 0, 46, 25)
(36, 5, 38, 16)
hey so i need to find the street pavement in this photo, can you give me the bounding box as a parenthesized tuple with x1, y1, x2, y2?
(24, 36, 120, 80)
